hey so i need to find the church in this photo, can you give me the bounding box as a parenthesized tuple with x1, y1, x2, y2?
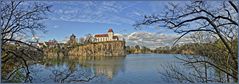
(94, 28, 119, 42)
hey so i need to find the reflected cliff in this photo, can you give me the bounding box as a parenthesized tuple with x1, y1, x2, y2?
(39, 56, 126, 83)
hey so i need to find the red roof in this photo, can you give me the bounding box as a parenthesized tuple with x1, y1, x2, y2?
(45, 42, 56, 45)
(95, 34, 108, 37)
(95, 34, 119, 40)
(108, 28, 113, 32)
(38, 43, 44, 45)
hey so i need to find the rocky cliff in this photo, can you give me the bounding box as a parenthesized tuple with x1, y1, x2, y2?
(68, 41, 126, 57)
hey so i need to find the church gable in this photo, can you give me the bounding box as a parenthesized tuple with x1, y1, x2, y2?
(94, 28, 119, 42)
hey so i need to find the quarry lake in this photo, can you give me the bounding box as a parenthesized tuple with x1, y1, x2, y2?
(27, 54, 185, 83)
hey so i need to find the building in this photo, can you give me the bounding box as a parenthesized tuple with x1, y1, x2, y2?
(67, 34, 78, 46)
(37, 39, 58, 48)
(37, 43, 45, 48)
(94, 28, 119, 42)
(70, 34, 76, 41)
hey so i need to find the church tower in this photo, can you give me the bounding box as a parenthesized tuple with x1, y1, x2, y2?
(108, 28, 114, 40)
(70, 34, 76, 41)
(68, 34, 77, 46)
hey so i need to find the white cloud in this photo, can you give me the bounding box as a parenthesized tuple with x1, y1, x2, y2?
(121, 32, 194, 49)
(47, 1, 156, 25)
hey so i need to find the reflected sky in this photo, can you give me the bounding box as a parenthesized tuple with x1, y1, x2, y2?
(28, 54, 181, 83)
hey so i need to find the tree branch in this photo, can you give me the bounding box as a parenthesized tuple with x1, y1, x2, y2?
(228, 1, 238, 13)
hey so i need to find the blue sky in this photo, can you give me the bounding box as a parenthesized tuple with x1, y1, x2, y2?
(41, 1, 170, 39)
(31, 1, 191, 48)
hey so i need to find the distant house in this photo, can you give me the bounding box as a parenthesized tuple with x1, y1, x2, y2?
(29, 42, 38, 47)
(94, 28, 119, 42)
(37, 39, 58, 48)
(37, 43, 45, 48)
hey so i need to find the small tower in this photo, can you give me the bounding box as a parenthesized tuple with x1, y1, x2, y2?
(70, 34, 76, 41)
(68, 34, 77, 46)
(108, 28, 114, 40)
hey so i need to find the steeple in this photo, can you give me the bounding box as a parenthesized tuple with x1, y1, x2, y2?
(108, 28, 113, 33)
(70, 34, 76, 40)
(71, 34, 76, 37)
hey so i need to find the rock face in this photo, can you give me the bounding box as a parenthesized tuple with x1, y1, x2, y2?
(68, 41, 126, 57)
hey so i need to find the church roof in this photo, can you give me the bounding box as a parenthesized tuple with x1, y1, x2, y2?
(45, 42, 56, 45)
(95, 34, 108, 37)
(38, 43, 44, 45)
(108, 28, 113, 32)
(71, 34, 76, 37)
(95, 28, 118, 38)
(95, 34, 119, 39)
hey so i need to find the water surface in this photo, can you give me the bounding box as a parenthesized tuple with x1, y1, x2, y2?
(29, 54, 183, 83)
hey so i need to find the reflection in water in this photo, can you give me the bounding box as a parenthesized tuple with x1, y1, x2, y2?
(28, 54, 185, 83)
(78, 56, 125, 80)
(37, 56, 126, 83)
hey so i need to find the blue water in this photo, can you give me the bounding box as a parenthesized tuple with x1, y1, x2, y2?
(28, 54, 184, 83)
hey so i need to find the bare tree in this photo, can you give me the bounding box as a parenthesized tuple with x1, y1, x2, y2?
(49, 64, 96, 83)
(1, 1, 51, 82)
(84, 34, 93, 44)
(135, 1, 238, 82)
(79, 37, 85, 44)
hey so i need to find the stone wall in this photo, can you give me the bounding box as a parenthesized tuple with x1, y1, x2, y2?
(68, 41, 126, 57)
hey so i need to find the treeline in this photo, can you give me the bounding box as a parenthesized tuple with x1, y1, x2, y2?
(154, 38, 238, 56)
(154, 44, 196, 54)
(126, 38, 238, 56)
(126, 44, 197, 54)
(126, 45, 153, 54)
(126, 44, 196, 54)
